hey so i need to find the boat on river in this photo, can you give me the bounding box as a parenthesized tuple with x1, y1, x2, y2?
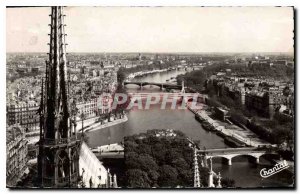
(224, 136, 246, 148)
(195, 114, 205, 122)
(201, 121, 216, 131)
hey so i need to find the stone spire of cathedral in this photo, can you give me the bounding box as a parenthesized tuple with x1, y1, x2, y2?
(38, 6, 81, 188)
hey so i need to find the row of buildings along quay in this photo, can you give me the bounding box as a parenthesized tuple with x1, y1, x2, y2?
(6, 6, 294, 188)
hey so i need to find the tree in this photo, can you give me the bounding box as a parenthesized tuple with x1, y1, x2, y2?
(138, 154, 159, 172)
(283, 86, 291, 97)
(112, 84, 131, 118)
(126, 169, 151, 188)
(171, 158, 189, 172)
(178, 169, 193, 186)
(158, 165, 178, 187)
(97, 113, 105, 124)
(148, 170, 160, 187)
(125, 159, 142, 170)
(151, 143, 167, 164)
(165, 149, 182, 163)
(124, 140, 139, 153)
(117, 68, 127, 84)
(124, 129, 236, 188)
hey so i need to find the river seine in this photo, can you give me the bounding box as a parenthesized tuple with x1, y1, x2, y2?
(87, 69, 293, 188)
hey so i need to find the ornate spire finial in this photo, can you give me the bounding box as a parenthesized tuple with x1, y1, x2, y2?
(193, 147, 201, 188)
(217, 172, 222, 188)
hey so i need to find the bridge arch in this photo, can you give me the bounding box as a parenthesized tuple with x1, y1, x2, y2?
(123, 82, 141, 87)
(231, 154, 261, 164)
(124, 82, 163, 89)
(124, 81, 182, 90)
(208, 154, 262, 166)
(141, 82, 162, 88)
(208, 155, 233, 166)
(199, 148, 281, 166)
(210, 155, 232, 161)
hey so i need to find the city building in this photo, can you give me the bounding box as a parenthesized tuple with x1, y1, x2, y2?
(7, 102, 39, 132)
(6, 124, 29, 187)
(245, 88, 285, 118)
(76, 99, 98, 119)
(206, 71, 293, 119)
(6, 95, 114, 133)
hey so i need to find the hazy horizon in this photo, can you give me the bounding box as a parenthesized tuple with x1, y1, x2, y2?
(6, 51, 294, 55)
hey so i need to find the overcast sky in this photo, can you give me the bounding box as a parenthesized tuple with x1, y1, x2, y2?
(6, 6, 294, 53)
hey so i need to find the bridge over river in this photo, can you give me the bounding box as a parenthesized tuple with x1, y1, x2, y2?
(197, 147, 279, 166)
(124, 81, 182, 90)
(128, 92, 205, 102)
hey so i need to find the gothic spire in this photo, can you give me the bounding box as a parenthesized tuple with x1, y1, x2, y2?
(44, 6, 70, 139)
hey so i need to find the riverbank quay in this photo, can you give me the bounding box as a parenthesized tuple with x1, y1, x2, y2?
(91, 143, 124, 159)
(25, 115, 128, 144)
(186, 102, 271, 148)
(84, 115, 128, 133)
(25, 116, 101, 137)
(126, 68, 170, 80)
(91, 143, 124, 152)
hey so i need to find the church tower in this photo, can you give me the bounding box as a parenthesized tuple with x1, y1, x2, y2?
(38, 6, 81, 188)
